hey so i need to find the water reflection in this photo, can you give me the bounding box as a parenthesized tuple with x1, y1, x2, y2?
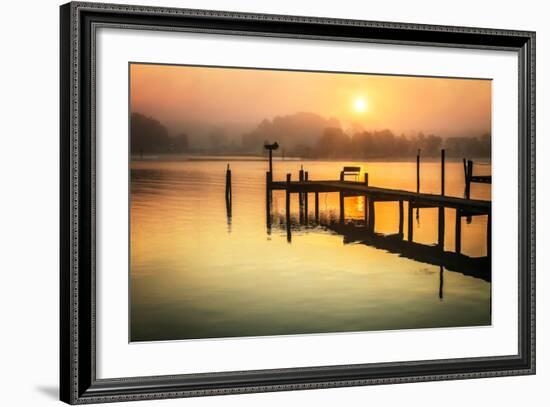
(130, 159, 491, 342)
(270, 211, 490, 282)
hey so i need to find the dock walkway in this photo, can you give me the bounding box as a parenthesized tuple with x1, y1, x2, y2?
(266, 169, 491, 257)
(270, 180, 490, 213)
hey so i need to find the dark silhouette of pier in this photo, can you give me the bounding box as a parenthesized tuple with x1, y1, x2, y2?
(257, 147, 491, 283)
(220, 146, 491, 283)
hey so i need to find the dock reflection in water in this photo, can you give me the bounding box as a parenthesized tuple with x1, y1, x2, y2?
(130, 159, 491, 342)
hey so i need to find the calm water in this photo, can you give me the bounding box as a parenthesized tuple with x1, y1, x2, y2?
(130, 158, 491, 342)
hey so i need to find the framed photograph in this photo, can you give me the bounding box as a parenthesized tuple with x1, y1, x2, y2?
(60, 1, 535, 404)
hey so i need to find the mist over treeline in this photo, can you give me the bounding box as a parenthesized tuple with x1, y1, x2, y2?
(131, 112, 491, 159)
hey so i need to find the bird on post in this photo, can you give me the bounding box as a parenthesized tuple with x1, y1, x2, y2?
(264, 141, 279, 174)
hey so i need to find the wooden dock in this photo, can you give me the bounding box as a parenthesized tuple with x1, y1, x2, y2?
(270, 180, 490, 212)
(263, 150, 491, 259)
(220, 147, 492, 273)
(327, 224, 490, 281)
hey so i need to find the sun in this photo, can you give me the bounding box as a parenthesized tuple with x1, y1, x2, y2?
(353, 97, 367, 113)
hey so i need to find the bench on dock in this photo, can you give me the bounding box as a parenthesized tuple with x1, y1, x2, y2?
(340, 166, 361, 181)
(463, 159, 491, 199)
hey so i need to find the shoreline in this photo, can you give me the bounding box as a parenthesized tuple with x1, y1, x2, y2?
(130, 154, 492, 164)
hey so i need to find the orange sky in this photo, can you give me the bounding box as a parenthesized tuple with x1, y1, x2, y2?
(130, 63, 491, 137)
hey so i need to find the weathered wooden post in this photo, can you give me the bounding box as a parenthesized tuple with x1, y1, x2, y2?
(263, 141, 279, 175)
(439, 266, 444, 300)
(285, 173, 291, 214)
(339, 191, 345, 224)
(465, 160, 474, 224)
(225, 197, 232, 233)
(339, 170, 346, 223)
(438, 208, 445, 250)
(465, 160, 473, 199)
(408, 200, 414, 242)
(286, 173, 292, 242)
(266, 171, 272, 233)
(463, 158, 468, 191)
(398, 200, 404, 236)
(364, 172, 369, 229)
(438, 149, 446, 250)
(298, 166, 304, 223)
(263, 140, 278, 232)
(368, 198, 375, 233)
(416, 149, 421, 194)
(314, 192, 319, 223)
(304, 171, 309, 223)
(225, 164, 232, 232)
(225, 164, 232, 204)
(416, 150, 421, 221)
(364, 198, 369, 229)
(266, 171, 272, 190)
(455, 209, 462, 254)
(441, 149, 446, 196)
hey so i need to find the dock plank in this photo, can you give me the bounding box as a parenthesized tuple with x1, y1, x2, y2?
(270, 180, 490, 212)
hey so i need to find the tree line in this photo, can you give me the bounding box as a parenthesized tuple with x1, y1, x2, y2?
(131, 111, 491, 158)
(290, 127, 491, 159)
(131, 113, 189, 155)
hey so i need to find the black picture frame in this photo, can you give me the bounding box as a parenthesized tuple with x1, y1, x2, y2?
(60, 1, 536, 404)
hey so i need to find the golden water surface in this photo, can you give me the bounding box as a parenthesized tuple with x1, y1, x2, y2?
(130, 158, 491, 341)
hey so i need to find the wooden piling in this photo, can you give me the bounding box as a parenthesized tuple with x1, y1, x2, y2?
(465, 160, 473, 199)
(266, 171, 272, 232)
(438, 207, 445, 250)
(455, 208, 462, 254)
(225, 164, 232, 204)
(408, 201, 414, 242)
(368, 198, 375, 232)
(286, 173, 291, 242)
(314, 192, 319, 223)
(399, 200, 404, 236)
(285, 173, 291, 215)
(225, 197, 232, 232)
(298, 168, 304, 223)
(439, 266, 444, 300)
(438, 150, 446, 250)
(441, 149, 445, 196)
(416, 149, 421, 194)
(304, 172, 309, 222)
(363, 174, 369, 228)
(364, 197, 369, 228)
(339, 191, 345, 224)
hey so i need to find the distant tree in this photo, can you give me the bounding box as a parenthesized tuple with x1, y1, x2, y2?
(291, 143, 313, 158)
(351, 131, 375, 158)
(444, 132, 491, 158)
(171, 132, 189, 153)
(423, 134, 443, 156)
(315, 127, 351, 158)
(130, 112, 171, 154)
